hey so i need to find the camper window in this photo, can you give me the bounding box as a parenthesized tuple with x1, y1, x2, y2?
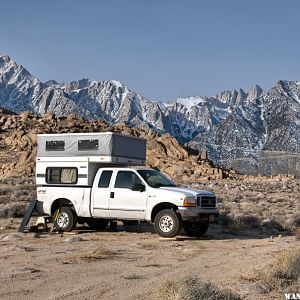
(46, 140, 65, 151)
(78, 139, 99, 151)
(46, 167, 78, 184)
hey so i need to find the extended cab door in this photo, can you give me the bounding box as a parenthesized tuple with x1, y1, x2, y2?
(91, 169, 113, 218)
(109, 170, 147, 219)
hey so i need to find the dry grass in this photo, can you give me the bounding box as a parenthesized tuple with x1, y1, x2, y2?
(218, 210, 246, 234)
(139, 243, 158, 250)
(226, 223, 245, 234)
(236, 214, 260, 229)
(243, 249, 300, 293)
(273, 250, 300, 282)
(197, 179, 300, 232)
(293, 227, 300, 241)
(159, 275, 240, 300)
(0, 203, 27, 218)
(80, 246, 118, 261)
(0, 178, 36, 219)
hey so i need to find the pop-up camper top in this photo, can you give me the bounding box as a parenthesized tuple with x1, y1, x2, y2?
(37, 132, 146, 163)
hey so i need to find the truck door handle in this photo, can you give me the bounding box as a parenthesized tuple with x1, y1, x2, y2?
(110, 192, 114, 198)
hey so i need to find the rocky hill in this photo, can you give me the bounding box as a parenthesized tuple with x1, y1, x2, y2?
(1, 53, 299, 177)
(194, 81, 300, 177)
(0, 108, 226, 182)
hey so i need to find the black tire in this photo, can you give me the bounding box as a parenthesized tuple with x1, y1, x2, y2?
(154, 209, 181, 238)
(53, 206, 77, 232)
(183, 221, 209, 237)
(87, 219, 109, 230)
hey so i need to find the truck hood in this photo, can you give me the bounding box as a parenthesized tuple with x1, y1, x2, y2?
(159, 186, 214, 197)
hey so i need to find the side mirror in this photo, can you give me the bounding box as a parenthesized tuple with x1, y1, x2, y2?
(131, 183, 145, 192)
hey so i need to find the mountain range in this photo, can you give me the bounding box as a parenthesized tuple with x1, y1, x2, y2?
(0, 53, 299, 177)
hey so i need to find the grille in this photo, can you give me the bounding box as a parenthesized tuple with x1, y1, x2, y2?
(197, 195, 216, 208)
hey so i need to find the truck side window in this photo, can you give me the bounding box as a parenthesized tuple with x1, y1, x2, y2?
(46, 167, 77, 184)
(114, 171, 142, 189)
(98, 171, 113, 188)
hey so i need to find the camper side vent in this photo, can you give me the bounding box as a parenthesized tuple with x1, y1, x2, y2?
(46, 140, 65, 151)
(78, 139, 99, 151)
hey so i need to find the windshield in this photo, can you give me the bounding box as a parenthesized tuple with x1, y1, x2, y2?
(137, 170, 176, 188)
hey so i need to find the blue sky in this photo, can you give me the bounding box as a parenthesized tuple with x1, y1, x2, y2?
(1, 0, 300, 101)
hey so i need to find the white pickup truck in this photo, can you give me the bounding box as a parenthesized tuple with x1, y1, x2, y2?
(36, 133, 219, 237)
(37, 166, 218, 237)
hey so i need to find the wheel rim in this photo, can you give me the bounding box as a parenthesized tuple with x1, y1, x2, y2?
(159, 215, 174, 232)
(57, 212, 69, 228)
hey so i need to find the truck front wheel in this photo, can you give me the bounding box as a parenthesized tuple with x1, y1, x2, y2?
(183, 221, 209, 237)
(53, 206, 77, 232)
(154, 209, 181, 238)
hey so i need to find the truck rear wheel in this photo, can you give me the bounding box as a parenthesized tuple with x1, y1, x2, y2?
(53, 206, 77, 232)
(183, 221, 209, 237)
(154, 209, 181, 238)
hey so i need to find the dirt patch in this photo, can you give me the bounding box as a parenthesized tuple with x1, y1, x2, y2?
(0, 219, 298, 300)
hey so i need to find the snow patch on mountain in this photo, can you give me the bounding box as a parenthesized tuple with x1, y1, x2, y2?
(175, 96, 206, 109)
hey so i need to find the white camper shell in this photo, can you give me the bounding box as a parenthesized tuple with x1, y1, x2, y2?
(37, 132, 146, 163)
(36, 132, 146, 186)
(36, 132, 219, 238)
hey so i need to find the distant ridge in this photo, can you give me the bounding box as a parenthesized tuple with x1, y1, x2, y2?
(0, 53, 299, 177)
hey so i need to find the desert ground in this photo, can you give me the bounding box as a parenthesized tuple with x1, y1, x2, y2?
(0, 177, 299, 300)
(0, 219, 298, 300)
(0, 176, 300, 300)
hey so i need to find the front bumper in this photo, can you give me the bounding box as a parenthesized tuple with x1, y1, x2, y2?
(178, 207, 219, 222)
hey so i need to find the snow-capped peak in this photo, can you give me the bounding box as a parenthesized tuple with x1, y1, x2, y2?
(0, 53, 11, 62)
(111, 80, 123, 89)
(175, 96, 206, 109)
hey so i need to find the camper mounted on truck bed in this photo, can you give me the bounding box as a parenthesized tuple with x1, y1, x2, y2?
(36, 132, 219, 238)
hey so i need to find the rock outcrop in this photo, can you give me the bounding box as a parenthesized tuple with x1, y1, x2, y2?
(0, 108, 227, 183)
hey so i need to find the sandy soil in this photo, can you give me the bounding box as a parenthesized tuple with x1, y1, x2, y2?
(0, 220, 298, 300)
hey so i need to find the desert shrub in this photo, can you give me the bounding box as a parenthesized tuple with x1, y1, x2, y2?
(218, 210, 235, 227)
(159, 275, 240, 300)
(276, 250, 300, 281)
(0, 203, 27, 218)
(226, 223, 245, 234)
(80, 246, 118, 261)
(237, 214, 260, 229)
(292, 214, 300, 227)
(258, 250, 300, 292)
(0, 186, 17, 197)
(293, 227, 300, 240)
(218, 209, 248, 233)
(261, 219, 285, 231)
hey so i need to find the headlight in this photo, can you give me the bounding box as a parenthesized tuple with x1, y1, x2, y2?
(183, 196, 196, 207)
